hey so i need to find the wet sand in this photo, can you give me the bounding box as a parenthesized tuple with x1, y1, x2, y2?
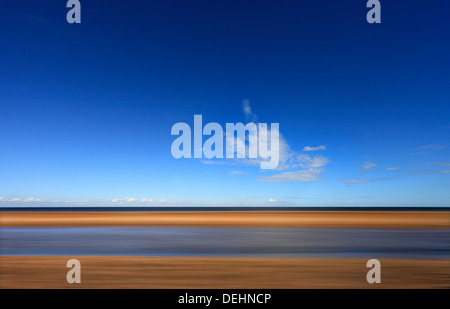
(1, 211, 448, 228)
(0, 256, 448, 289)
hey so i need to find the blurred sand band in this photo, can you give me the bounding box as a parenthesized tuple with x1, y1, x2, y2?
(1, 256, 448, 289)
(1, 211, 448, 228)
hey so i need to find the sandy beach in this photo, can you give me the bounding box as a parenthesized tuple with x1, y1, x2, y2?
(1, 211, 448, 228)
(1, 256, 448, 289)
(1, 211, 448, 289)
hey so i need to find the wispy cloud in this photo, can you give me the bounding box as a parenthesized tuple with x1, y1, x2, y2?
(242, 99, 257, 122)
(338, 177, 394, 185)
(295, 154, 330, 168)
(112, 197, 137, 203)
(386, 167, 400, 171)
(409, 169, 434, 175)
(409, 143, 448, 155)
(259, 168, 324, 182)
(403, 162, 450, 175)
(408, 168, 450, 175)
(339, 178, 371, 184)
(302, 145, 326, 152)
(362, 162, 377, 170)
(111, 197, 156, 204)
(425, 162, 450, 166)
(255, 139, 330, 181)
(230, 170, 246, 175)
(0, 196, 305, 207)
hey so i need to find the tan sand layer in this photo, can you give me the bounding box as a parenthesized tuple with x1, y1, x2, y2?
(0, 211, 449, 228)
(0, 256, 448, 289)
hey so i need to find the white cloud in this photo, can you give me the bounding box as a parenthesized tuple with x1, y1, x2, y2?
(224, 121, 284, 169)
(409, 144, 448, 155)
(339, 177, 394, 185)
(296, 154, 329, 168)
(408, 168, 450, 175)
(302, 145, 326, 152)
(225, 129, 331, 180)
(0, 196, 305, 207)
(426, 162, 450, 166)
(260, 168, 324, 182)
(255, 134, 330, 182)
(0, 197, 4, 201)
(362, 162, 377, 170)
(386, 167, 400, 171)
(242, 99, 257, 122)
(230, 170, 246, 175)
(111, 197, 143, 203)
(24, 197, 35, 202)
(339, 178, 371, 184)
(205, 100, 331, 181)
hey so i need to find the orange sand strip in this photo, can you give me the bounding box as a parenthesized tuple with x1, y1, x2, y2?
(0, 256, 448, 289)
(0, 211, 448, 228)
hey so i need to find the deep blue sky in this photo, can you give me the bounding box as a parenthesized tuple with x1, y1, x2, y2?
(1, 0, 449, 206)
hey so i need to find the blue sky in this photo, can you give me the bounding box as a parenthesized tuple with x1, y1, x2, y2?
(0, 0, 449, 207)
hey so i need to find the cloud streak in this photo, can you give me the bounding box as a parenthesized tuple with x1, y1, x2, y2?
(409, 144, 449, 155)
(425, 162, 450, 167)
(302, 145, 326, 152)
(362, 162, 377, 170)
(338, 176, 394, 185)
(386, 167, 400, 171)
(230, 170, 246, 175)
(242, 99, 257, 122)
(260, 168, 325, 182)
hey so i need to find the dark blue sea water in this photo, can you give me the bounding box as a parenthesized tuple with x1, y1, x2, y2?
(1, 227, 448, 258)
